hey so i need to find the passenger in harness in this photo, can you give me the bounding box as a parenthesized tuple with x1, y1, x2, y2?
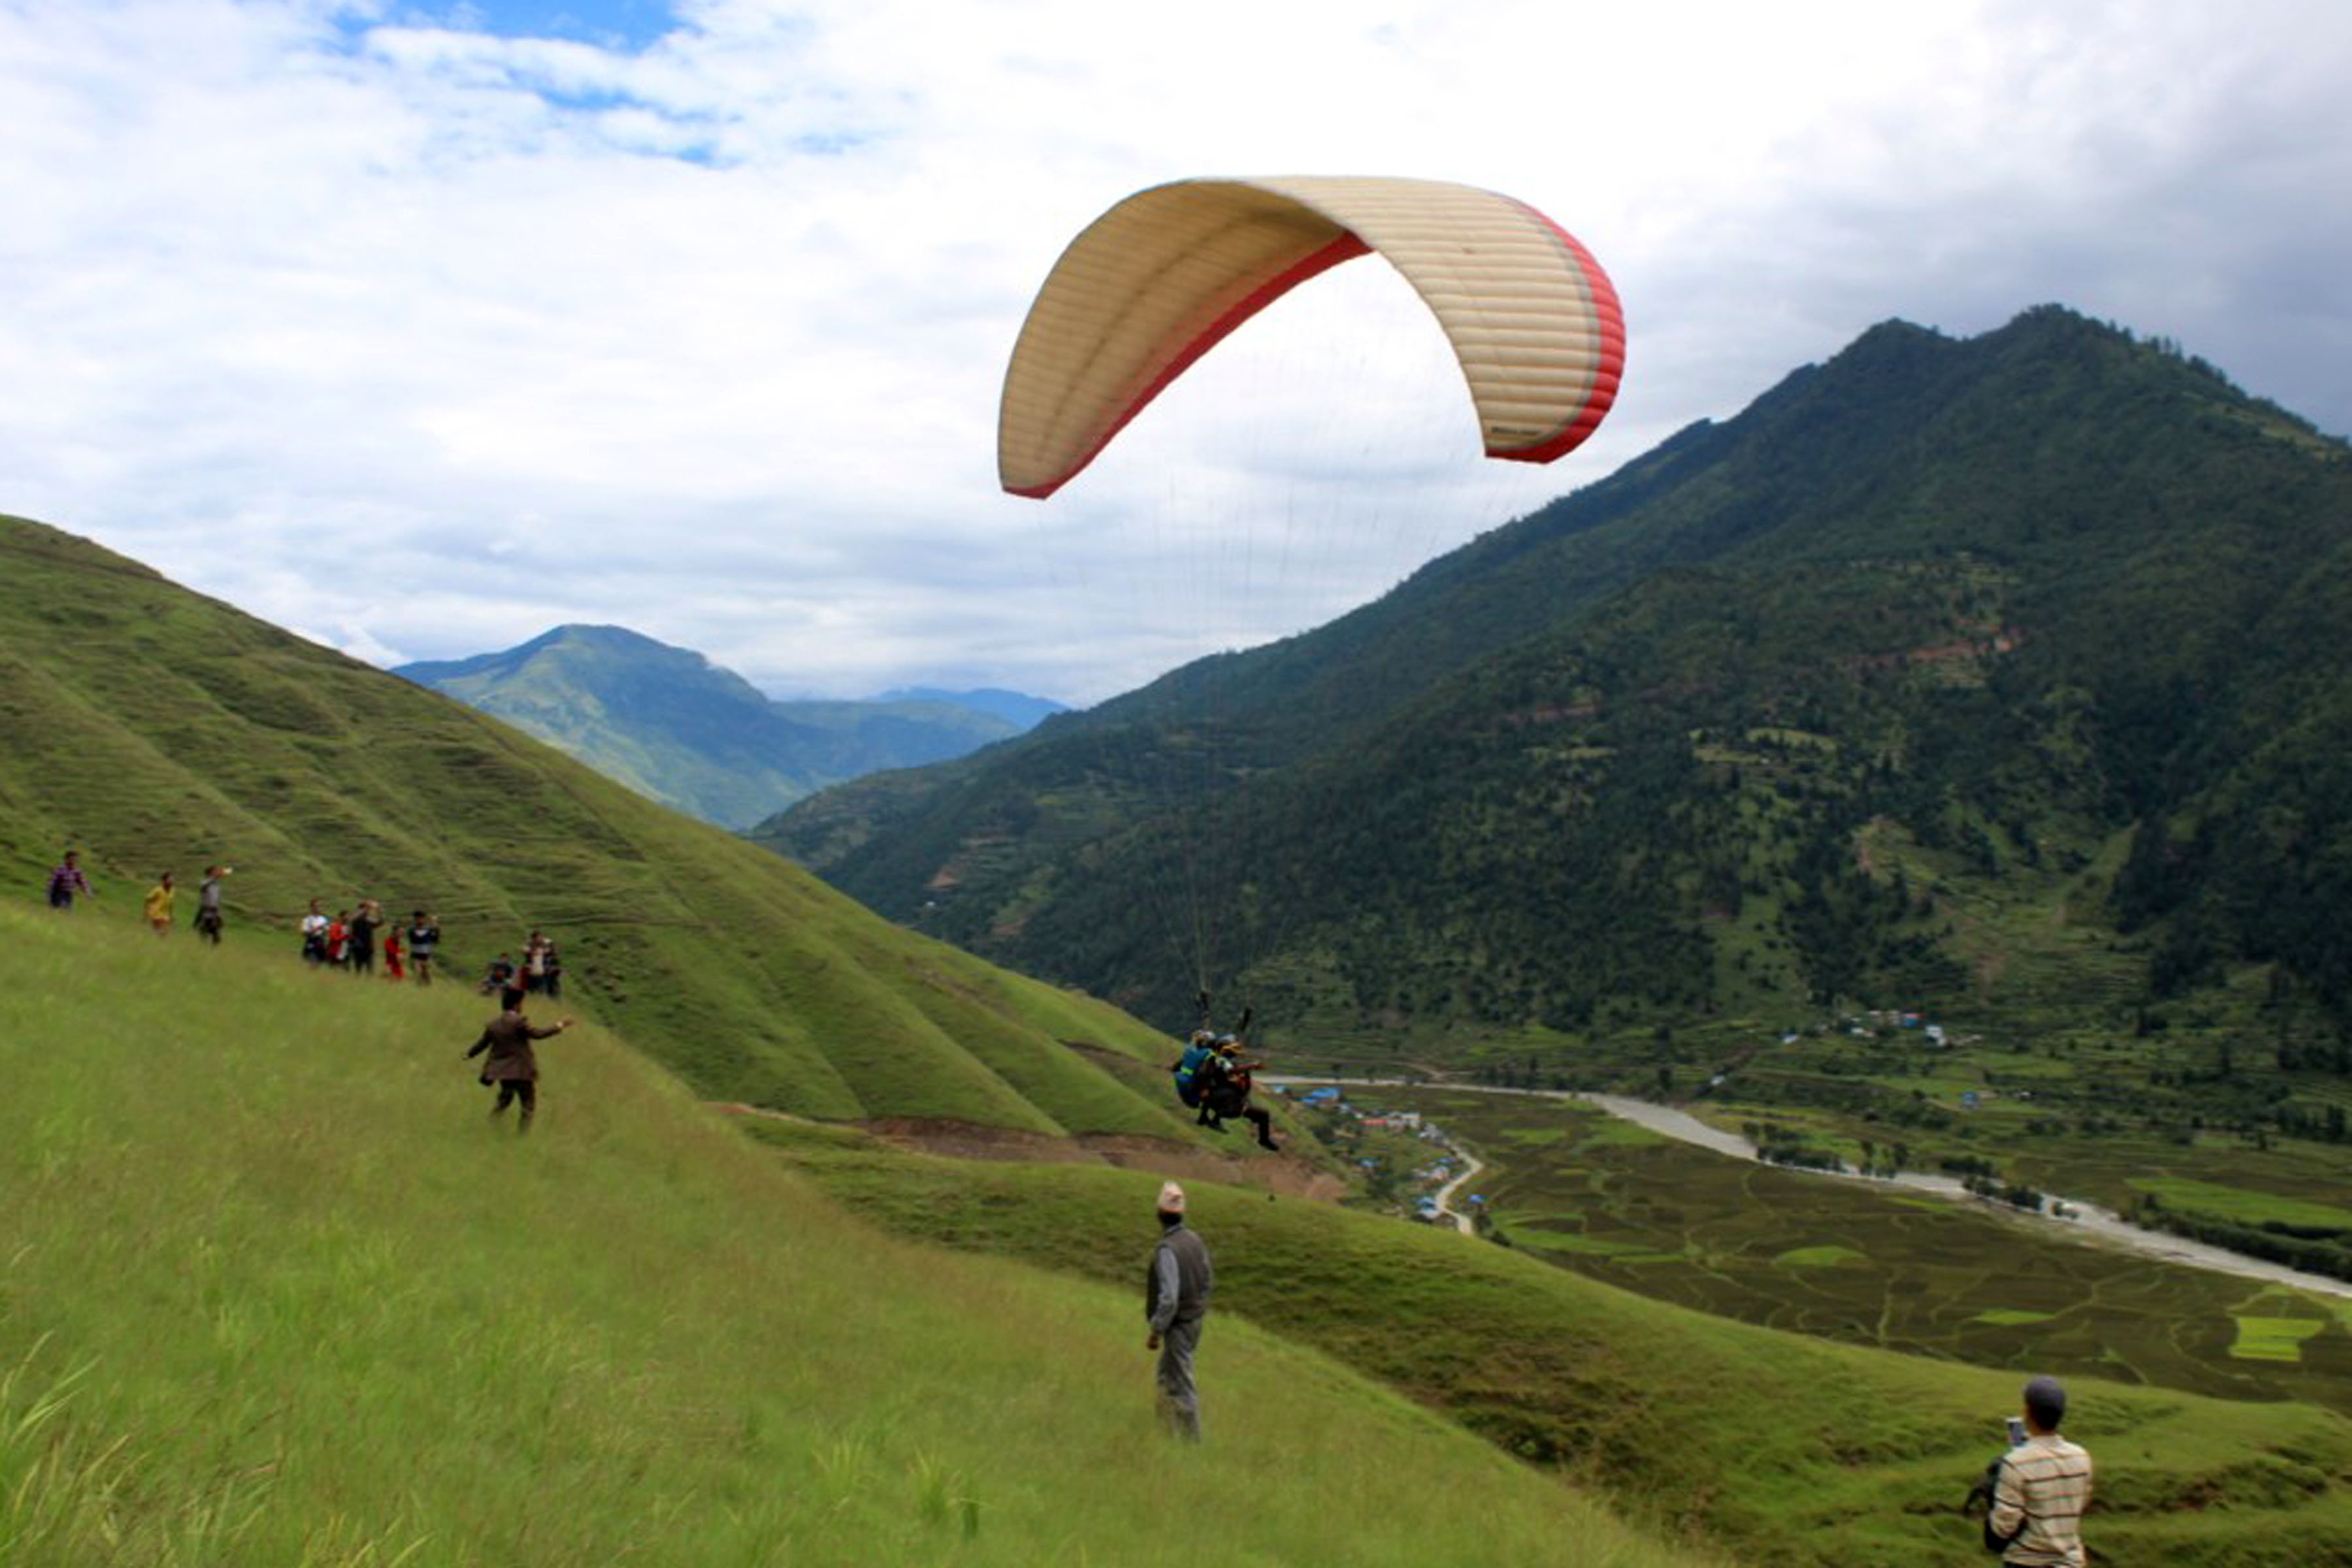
(1203, 1036, 1280, 1151)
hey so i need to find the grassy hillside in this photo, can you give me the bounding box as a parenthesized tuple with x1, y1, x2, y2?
(0, 902, 1697, 1567)
(762, 1124, 2352, 1567)
(0, 512, 1222, 1144)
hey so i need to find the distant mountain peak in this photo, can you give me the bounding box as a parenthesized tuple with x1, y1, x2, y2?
(542, 623, 680, 653)
(397, 628, 1057, 828)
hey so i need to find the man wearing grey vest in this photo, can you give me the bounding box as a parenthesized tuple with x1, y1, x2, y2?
(1143, 1180, 1214, 1441)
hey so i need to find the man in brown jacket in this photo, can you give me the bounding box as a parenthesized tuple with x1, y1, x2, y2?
(464, 1002, 576, 1133)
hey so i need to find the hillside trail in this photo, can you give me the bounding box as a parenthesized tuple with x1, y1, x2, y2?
(1263, 1077, 2352, 1301)
(1431, 1145, 1487, 1235)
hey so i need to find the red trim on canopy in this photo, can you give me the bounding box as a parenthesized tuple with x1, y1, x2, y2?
(1487, 204, 1626, 466)
(1006, 232, 1374, 499)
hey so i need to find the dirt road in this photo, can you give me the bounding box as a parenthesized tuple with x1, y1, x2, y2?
(1430, 1145, 1486, 1235)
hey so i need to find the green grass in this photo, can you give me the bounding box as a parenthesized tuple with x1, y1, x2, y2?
(1500, 1228, 1646, 1257)
(0, 514, 1243, 1147)
(762, 1119, 2352, 1567)
(2130, 1177, 2352, 1230)
(2233, 1318, 2332, 1364)
(1775, 1245, 1867, 1268)
(0, 902, 1700, 1567)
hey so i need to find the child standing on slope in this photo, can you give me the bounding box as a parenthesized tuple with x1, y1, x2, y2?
(46, 851, 95, 912)
(143, 872, 176, 937)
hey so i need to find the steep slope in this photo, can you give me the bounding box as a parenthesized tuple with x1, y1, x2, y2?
(759, 307, 2352, 1043)
(397, 624, 1036, 828)
(0, 904, 1696, 1567)
(0, 513, 1199, 1139)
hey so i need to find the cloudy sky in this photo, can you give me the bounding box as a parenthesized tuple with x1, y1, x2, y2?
(4, 0, 2348, 704)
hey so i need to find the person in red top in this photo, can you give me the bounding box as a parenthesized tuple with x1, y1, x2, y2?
(382, 925, 405, 981)
(325, 912, 350, 967)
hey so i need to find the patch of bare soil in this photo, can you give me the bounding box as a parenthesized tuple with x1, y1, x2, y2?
(709, 1102, 816, 1125)
(1063, 1039, 1159, 1079)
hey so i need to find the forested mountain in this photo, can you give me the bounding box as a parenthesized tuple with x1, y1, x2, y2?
(758, 306, 2352, 1051)
(397, 625, 1056, 828)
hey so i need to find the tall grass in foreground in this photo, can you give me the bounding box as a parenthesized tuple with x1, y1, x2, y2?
(0, 904, 1707, 1567)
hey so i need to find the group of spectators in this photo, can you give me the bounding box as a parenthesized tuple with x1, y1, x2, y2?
(480, 930, 563, 1004)
(300, 898, 442, 983)
(44, 851, 566, 1009)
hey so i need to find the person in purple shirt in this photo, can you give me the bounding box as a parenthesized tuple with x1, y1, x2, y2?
(46, 851, 94, 911)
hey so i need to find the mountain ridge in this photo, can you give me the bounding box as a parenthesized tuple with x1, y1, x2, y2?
(757, 306, 2352, 1066)
(395, 622, 1059, 828)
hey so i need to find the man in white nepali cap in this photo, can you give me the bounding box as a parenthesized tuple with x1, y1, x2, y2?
(1144, 1180, 1215, 1441)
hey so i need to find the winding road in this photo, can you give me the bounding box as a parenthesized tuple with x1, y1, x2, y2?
(1429, 1145, 1487, 1235)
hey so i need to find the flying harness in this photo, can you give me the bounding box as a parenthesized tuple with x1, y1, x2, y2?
(1171, 1032, 1224, 1109)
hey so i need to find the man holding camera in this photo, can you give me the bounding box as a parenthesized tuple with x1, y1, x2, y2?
(1987, 1375, 2092, 1566)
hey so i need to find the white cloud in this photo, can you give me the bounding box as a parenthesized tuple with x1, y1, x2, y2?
(2, 0, 2348, 704)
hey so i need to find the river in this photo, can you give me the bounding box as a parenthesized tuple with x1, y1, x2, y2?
(1266, 1076, 2352, 1301)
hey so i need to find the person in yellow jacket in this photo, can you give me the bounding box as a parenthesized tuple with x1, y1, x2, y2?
(142, 872, 176, 937)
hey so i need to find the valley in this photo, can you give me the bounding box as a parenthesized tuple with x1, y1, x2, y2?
(1270, 1079, 2352, 1415)
(10, 304, 2352, 1565)
(10, 0, 2350, 1556)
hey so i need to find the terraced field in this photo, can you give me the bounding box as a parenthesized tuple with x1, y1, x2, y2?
(1343, 1088, 2352, 1414)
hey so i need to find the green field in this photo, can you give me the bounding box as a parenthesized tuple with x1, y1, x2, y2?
(1349, 1090, 2352, 1415)
(1422, 995, 2352, 1289)
(2128, 1177, 2352, 1230)
(0, 903, 1698, 1567)
(762, 1118, 2352, 1566)
(0, 513, 1250, 1145)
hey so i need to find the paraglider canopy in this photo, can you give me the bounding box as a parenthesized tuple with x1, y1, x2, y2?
(998, 175, 1625, 499)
